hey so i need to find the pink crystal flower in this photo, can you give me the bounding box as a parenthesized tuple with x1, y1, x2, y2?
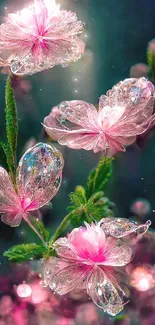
(44, 78, 155, 156)
(0, 142, 64, 226)
(42, 218, 151, 316)
(0, 0, 85, 75)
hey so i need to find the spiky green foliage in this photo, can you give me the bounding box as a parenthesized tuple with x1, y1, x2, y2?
(3, 243, 47, 263)
(67, 157, 114, 227)
(5, 75, 18, 172)
(68, 187, 114, 227)
(85, 157, 113, 199)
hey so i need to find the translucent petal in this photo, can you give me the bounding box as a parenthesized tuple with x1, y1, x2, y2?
(59, 133, 100, 151)
(41, 256, 69, 288)
(103, 245, 132, 266)
(87, 267, 124, 316)
(1, 212, 23, 227)
(67, 225, 107, 261)
(53, 237, 78, 260)
(99, 218, 151, 238)
(99, 78, 155, 138)
(46, 9, 84, 36)
(48, 263, 91, 295)
(44, 100, 97, 130)
(105, 136, 126, 156)
(44, 101, 103, 152)
(107, 98, 155, 137)
(0, 167, 21, 214)
(99, 78, 154, 111)
(16, 143, 64, 211)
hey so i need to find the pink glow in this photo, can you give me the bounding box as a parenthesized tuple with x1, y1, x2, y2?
(31, 281, 49, 304)
(130, 199, 151, 217)
(44, 78, 155, 156)
(0, 0, 85, 75)
(131, 266, 155, 292)
(16, 284, 32, 298)
(56, 318, 74, 325)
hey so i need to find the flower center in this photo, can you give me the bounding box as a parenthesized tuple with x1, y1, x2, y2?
(70, 227, 107, 264)
(77, 247, 107, 263)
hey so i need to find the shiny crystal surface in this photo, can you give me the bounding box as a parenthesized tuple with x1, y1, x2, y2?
(99, 218, 151, 238)
(17, 142, 64, 210)
(0, 142, 64, 227)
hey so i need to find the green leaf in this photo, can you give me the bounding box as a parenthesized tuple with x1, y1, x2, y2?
(87, 191, 114, 220)
(31, 219, 50, 242)
(0, 142, 10, 166)
(65, 158, 114, 229)
(68, 186, 87, 210)
(0, 141, 14, 170)
(0, 141, 15, 184)
(88, 191, 104, 204)
(67, 186, 90, 225)
(147, 40, 155, 80)
(68, 209, 84, 227)
(3, 243, 47, 263)
(87, 203, 114, 220)
(85, 157, 113, 199)
(5, 75, 18, 171)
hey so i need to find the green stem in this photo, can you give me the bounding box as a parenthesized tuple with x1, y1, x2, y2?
(5, 73, 18, 182)
(83, 206, 93, 223)
(23, 214, 46, 246)
(48, 206, 92, 255)
(50, 208, 81, 246)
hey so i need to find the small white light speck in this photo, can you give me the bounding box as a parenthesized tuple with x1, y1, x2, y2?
(97, 288, 103, 296)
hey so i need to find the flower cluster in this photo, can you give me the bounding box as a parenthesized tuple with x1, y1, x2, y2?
(44, 77, 155, 156)
(0, 0, 85, 75)
(42, 218, 151, 316)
